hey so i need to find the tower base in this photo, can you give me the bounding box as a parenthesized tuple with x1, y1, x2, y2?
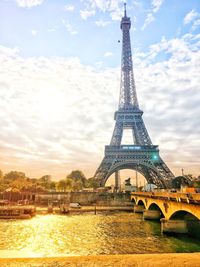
(94, 145, 174, 188)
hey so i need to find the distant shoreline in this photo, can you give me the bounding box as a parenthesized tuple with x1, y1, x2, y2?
(0, 253, 200, 267)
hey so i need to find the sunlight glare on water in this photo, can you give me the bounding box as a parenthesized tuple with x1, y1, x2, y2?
(0, 213, 200, 257)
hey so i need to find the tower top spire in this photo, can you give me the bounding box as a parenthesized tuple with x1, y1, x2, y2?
(119, 2, 139, 110)
(124, 2, 127, 17)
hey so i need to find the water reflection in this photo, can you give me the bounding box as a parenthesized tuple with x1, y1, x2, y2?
(0, 212, 200, 257)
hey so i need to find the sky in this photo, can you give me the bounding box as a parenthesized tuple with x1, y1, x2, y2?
(0, 0, 200, 181)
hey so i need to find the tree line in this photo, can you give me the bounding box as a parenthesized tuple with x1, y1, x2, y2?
(0, 169, 99, 193)
(0, 170, 199, 193)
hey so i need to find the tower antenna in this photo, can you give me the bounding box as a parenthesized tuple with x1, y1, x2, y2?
(124, 2, 127, 17)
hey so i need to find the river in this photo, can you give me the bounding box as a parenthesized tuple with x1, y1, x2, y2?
(0, 212, 200, 257)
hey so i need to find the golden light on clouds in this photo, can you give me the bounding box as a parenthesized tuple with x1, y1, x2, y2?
(36, 87, 67, 121)
(0, 38, 200, 179)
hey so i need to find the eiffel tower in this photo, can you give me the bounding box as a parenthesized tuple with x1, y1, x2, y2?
(94, 4, 174, 189)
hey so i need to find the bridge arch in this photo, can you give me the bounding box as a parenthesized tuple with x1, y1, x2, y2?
(131, 198, 136, 204)
(138, 199, 145, 207)
(102, 160, 165, 187)
(169, 210, 199, 221)
(148, 203, 165, 218)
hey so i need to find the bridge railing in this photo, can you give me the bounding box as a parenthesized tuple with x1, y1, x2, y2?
(131, 192, 200, 205)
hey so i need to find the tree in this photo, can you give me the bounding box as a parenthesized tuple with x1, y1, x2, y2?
(65, 178, 73, 190)
(10, 177, 31, 189)
(171, 176, 191, 189)
(38, 175, 52, 190)
(57, 180, 67, 192)
(185, 174, 193, 181)
(4, 171, 26, 182)
(192, 180, 200, 188)
(85, 177, 99, 189)
(0, 170, 3, 180)
(49, 181, 56, 191)
(39, 175, 51, 184)
(3, 171, 29, 191)
(72, 180, 83, 191)
(67, 170, 87, 185)
(0, 170, 5, 192)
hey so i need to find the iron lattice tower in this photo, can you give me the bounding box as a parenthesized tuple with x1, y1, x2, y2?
(94, 4, 174, 189)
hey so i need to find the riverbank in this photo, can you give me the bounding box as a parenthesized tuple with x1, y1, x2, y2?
(36, 205, 134, 215)
(0, 253, 200, 267)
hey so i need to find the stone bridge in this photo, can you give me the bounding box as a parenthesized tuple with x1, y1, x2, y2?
(131, 192, 200, 237)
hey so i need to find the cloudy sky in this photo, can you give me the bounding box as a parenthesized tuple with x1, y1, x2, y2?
(0, 0, 200, 181)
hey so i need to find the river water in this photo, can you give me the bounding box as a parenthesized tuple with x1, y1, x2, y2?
(0, 212, 200, 257)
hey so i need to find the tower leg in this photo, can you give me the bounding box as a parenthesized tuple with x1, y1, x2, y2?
(114, 171, 120, 192)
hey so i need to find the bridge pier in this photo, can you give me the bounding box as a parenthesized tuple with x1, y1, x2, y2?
(161, 219, 188, 234)
(187, 220, 200, 238)
(134, 205, 144, 213)
(161, 219, 200, 237)
(143, 210, 161, 220)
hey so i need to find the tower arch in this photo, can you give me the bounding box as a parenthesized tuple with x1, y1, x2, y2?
(100, 160, 166, 187)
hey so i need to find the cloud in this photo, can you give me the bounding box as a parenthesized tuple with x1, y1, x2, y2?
(0, 46, 119, 178)
(47, 28, 56, 32)
(110, 9, 122, 21)
(104, 52, 113, 57)
(142, 13, 155, 30)
(142, 0, 164, 30)
(183, 10, 200, 32)
(80, 9, 95, 20)
(152, 0, 164, 13)
(31, 30, 37, 36)
(64, 4, 74, 12)
(61, 19, 78, 35)
(0, 31, 200, 179)
(80, 0, 123, 21)
(133, 33, 200, 175)
(184, 9, 199, 25)
(95, 20, 111, 27)
(0, 45, 20, 57)
(191, 19, 200, 31)
(14, 0, 44, 8)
